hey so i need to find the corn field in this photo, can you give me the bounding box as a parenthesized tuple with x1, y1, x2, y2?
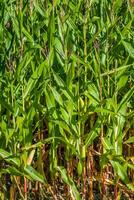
(0, 0, 134, 199)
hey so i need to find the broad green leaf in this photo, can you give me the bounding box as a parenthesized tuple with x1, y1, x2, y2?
(111, 161, 129, 183)
(50, 86, 63, 106)
(0, 149, 20, 166)
(122, 40, 134, 58)
(24, 165, 46, 184)
(23, 61, 45, 98)
(117, 75, 128, 90)
(118, 85, 134, 112)
(85, 121, 100, 147)
(56, 166, 81, 200)
(124, 137, 134, 144)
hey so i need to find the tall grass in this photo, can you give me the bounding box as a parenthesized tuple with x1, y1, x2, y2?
(0, 0, 134, 199)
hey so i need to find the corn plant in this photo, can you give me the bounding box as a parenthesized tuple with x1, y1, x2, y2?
(0, 0, 134, 199)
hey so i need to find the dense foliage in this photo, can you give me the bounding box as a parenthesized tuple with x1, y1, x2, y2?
(0, 0, 134, 199)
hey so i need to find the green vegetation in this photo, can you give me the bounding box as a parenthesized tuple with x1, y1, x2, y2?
(0, 0, 134, 199)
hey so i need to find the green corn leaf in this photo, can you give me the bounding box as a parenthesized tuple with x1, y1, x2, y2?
(117, 75, 128, 90)
(0, 149, 20, 166)
(6, 166, 24, 176)
(24, 165, 46, 184)
(85, 121, 100, 147)
(111, 161, 129, 183)
(122, 40, 134, 58)
(22, 27, 34, 43)
(23, 61, 45, 98)
(50, 86, 63, 106)
(56, 166, 81, 200)
(124, 137, 134, 144)
(111, 161, 134, 191)
(118, 85, 134, 112)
